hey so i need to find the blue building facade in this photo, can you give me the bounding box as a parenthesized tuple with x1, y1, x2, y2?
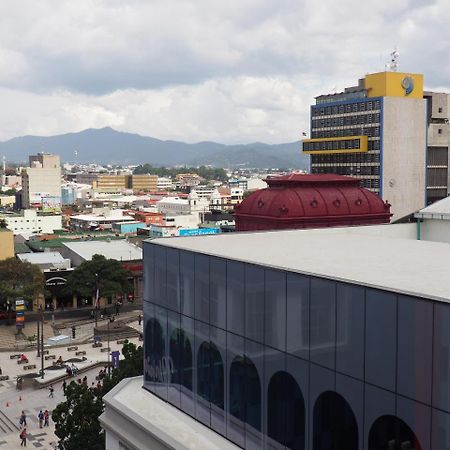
(143, 239, 449, 450)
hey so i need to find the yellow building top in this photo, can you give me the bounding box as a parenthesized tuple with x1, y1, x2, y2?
(364, 71, 423, 99)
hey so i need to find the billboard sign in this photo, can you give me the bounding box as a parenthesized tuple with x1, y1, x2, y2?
(178, 227, 220, 237)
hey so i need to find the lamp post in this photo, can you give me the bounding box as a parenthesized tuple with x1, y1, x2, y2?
(40, 306, 44, 380)
(94, 273, 99, 328)
(107, 318, 111, 376)
(36, 305, 41, 357)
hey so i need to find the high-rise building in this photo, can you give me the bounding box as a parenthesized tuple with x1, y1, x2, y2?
(424, 91, 450, 205)
(303, 71, 429, 221)
(22, 153, 61, 210)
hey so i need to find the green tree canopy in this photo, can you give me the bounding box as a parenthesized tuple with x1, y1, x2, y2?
(133, 164, 228, 182)
(52, 341, 143, 450)
(0, 257, 44, 305)
(64, 254, 131, 300)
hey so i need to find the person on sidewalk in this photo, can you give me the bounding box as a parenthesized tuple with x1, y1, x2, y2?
(20, 427, 27, 447)
(19, 411, 26, 427)
(38, 410, 44, 428)
(48, 385, 54, 398)
(138, 314, 142, 326)
(62, 380, 67, 394)
(44, 410, 49, 427)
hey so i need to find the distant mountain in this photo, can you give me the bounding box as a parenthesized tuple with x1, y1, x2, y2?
(0, 127, 309, 170)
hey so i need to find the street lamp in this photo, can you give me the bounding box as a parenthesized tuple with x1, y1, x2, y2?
(94, 273, 99, 328)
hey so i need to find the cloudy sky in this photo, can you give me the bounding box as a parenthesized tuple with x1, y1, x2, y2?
(0, 0, 448, 144)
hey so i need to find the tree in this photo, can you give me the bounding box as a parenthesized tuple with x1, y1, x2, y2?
(52, 341, 143, 450)
(0, 258, 44, 315)
(64, 254, 131, 302)
(0, 219, 7, 229)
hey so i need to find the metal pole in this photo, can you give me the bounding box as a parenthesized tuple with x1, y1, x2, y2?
(107, 319, 110, 376)
(36, 306, 40, 357)
(40, 308, 44, 379)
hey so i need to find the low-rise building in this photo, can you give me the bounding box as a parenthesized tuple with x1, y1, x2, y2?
(69, 209, 134, 231)
(0, 209, 62, 235)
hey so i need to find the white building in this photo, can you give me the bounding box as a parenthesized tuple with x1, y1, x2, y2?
(156, 177, 173, 190)
(22, 153, 61, 209)
(0, 209, 62, 235)
(69, 209, 134, 231)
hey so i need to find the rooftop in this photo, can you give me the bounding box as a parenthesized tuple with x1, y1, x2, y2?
(150, 225, 450, 303)
(63, 239, 142, 261)
(415, 196, 450, 220)
(101, 377, 240, 450)
(17, 251, 67, 265)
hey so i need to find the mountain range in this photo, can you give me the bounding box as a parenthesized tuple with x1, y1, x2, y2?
(0, 127, 309, 170)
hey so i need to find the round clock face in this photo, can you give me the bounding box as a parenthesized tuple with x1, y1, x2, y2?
(401, 76, 414, 95)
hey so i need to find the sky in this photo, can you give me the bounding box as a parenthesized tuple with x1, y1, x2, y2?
(0, 0, 448, 144)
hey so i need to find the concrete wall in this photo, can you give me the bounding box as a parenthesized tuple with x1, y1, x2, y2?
(421, 219, 450, 243)
(382, 97, 427, 221)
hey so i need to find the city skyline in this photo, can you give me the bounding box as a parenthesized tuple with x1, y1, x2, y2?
(0, 1, 448, 144)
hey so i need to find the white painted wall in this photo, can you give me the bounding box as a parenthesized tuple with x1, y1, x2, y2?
(421, 219, 450, 243)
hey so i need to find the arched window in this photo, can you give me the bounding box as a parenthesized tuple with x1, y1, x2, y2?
(145, 318, 164, 382)
(268, 371, 305, 450)
(313, 391, 358, 450)
(197, 341, 224, 409)
(369, 415, 422, 450)
(229, 356, 261, 431)
(169, 329, 193, 391)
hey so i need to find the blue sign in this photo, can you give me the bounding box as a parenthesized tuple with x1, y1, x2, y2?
(178, 228, 220, 237)
(111, 350, 120, 369)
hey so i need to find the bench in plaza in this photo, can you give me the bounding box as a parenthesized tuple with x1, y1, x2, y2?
(67, 346, 78, 351)
(100, 347, 111, 353)
(75, 351, 86, 356)
(0, 375, 9, 381)
(17, 359, 29, 365)
(23, 364, 36, 371)
(45, 355, 56, 360)
(92, 342, 103, 348)
(42, 350, 49, 355)
(10, 354, 21, 359)
(116, 339, 128, 344)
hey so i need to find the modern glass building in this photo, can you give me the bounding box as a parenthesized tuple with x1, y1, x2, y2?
(141, 228, 450, 450)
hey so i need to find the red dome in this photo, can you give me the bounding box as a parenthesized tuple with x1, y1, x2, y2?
(235, 174, 391, 231)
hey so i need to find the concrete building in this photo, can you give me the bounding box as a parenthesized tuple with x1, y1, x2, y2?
(22, 153, 61, 210)
(102, 223, 450, 450)
(414, 194, 450, 242)
(69, 209, 134, 231)
(131, 174, 158, 192)
(0, 229, 14, 260)
(156, 177, 173, 190)
(0, 209, 62, 235)
(61, 239, 143, 303)
(94, 174, 128, 192)
(424, 91, 450, 204)
(17, 251, 71, 270)
(303, 71, 427, 221)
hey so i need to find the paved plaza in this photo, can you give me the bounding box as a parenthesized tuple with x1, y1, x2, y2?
(0, 313, 143, 449)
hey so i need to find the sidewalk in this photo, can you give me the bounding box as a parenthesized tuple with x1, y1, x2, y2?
(0, 319, 144, 449)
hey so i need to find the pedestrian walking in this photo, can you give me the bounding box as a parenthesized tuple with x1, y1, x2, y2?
(20, 427, 27, 446)
(38, 410, 44, 428)
(44, 410, 49, 427)
(138, 314, 142, 326)
(48, 385, 54, 398)
(19, 411, 27, 427)
(62, 380, 67, 394)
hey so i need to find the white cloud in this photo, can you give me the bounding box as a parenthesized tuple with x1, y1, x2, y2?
(0, 0, 447, 144)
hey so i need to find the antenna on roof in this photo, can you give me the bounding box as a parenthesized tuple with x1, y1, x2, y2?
(385, 48, 399, 72)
